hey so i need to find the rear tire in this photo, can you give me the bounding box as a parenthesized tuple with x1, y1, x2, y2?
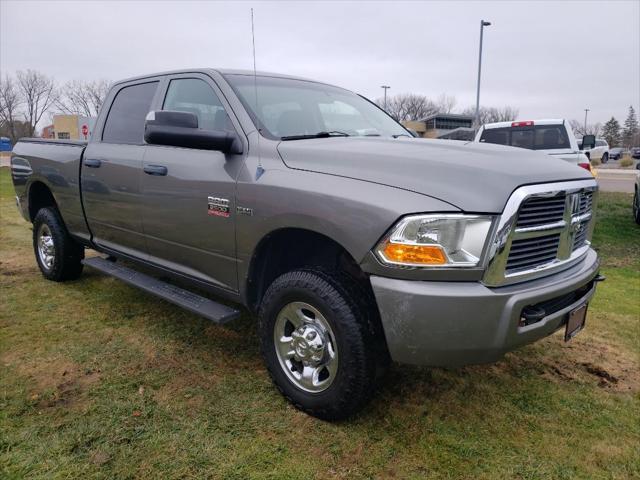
(634, 190, 640, 225)
(33, 207, 84, 281)
(259, 269, 380, 420)
(602, 153, 608, 164)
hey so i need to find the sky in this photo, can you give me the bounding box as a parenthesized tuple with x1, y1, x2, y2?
(1, 0, 639, 126)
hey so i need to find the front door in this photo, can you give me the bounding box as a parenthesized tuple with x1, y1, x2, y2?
(140, 75, 244, 291)
(82, 80, 160, 258)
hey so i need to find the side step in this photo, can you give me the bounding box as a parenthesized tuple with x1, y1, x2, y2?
(82, 257, 240, 324)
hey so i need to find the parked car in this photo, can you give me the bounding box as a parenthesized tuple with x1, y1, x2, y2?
(608, 147, 624, 161)
(579, 138, 609, 163)
(10, 69, 602, 419)
(474, 119, 593, 173)
(631, 147, 640, 159)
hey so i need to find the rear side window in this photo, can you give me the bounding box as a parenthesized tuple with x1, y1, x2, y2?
(480, 125, 570, 150)
(102, 82, 158, 144)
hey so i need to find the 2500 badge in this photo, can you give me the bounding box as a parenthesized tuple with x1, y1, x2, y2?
(207, 196, 230, 218)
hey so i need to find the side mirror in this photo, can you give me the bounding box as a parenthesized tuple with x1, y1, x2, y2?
(581, 134, 596, 150)
(144, 110, 242, 154)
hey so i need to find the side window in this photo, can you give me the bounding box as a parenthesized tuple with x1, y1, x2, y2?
(102, 82, 158, 144)
(480, 129, 509, 146)
(163, 78, 231, 131)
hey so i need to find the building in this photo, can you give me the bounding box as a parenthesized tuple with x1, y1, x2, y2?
(402, 113, 475, 141)
(49, 115, 96, 140)
(41, 124, 55, 139)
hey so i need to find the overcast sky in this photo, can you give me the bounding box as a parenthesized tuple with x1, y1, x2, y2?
(1, 0, 638, 125)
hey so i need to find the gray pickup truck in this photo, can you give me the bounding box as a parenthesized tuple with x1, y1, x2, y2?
(11, 69, 602, 419)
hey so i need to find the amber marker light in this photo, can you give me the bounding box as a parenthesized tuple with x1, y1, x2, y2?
(381, 242, 447, 265)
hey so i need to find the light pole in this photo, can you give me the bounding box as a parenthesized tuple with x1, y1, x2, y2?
(474, 20, 491, 127)
(381, 85, 390, 110)
(584, 108, 590, 133)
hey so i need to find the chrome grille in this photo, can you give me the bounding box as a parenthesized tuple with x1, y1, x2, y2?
(515, 195, 566, 228)
(483, 180, 598, 287)
(506, 233, 561, 273)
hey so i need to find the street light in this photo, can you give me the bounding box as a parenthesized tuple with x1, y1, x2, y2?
(474, 20, 491, 128)
(584, 108, 590, 133)
(381, 85, 390, 110)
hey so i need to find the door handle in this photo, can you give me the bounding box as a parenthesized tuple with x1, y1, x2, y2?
(84, 159, 102, 168)
(143, 165, 168, 176)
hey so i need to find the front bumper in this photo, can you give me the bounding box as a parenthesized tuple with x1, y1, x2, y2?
(370, 249, 600, 366)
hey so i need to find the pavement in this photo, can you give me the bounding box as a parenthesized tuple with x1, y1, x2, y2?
(595, 168, 638, 193)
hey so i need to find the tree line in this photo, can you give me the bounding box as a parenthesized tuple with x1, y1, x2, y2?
(566, 106, 638, 148)
(375, 92, 519, 125)
(0, 70, 110, 143)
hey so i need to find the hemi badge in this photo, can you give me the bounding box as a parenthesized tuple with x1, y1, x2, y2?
(237, 206, 253, 216)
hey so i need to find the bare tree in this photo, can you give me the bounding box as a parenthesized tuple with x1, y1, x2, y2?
(377, 93, 439, 122)
(462, 105, 519, 125)
(56, 79, 110, 117)
(0, 74, 23, 143)
(569, 119, 601, 137)
(17, 69, 58, 136)
(435, 93, 457, 114)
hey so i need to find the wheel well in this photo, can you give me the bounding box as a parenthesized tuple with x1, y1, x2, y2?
(28, 182, 57, 221)
(246, 228, 370, 313)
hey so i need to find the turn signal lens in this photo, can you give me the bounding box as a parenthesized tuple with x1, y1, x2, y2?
(375, 214, 494, 268)
(381, 242, 447, 265)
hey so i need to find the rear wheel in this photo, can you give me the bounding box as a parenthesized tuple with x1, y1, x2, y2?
(33, 207, 84, 281)
(602, 153, 609, 164)
(259, 269, 379, 420)
(634, 190, 640, 225)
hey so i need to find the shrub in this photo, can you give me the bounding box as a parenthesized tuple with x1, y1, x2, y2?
(590, 157, 601, 167)
(620, 156, 633, 168)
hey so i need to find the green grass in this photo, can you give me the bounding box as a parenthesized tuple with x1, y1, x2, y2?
(1, 166, 639, 479)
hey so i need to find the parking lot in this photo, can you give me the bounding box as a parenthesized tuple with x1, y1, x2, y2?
(1, 166, 638, 478)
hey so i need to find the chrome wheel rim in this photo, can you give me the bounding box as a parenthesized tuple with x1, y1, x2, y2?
(273, 301, 339, 393)
(37, 224, 55, 270)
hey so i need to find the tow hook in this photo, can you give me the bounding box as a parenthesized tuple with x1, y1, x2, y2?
(594, 273, 606, 283)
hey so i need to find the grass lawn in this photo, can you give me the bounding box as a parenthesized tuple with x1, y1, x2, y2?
(1, 166, 638, 479)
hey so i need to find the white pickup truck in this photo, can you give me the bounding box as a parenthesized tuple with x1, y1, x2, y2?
(475, 119, 593, 174)
(578, 138, 609, 164)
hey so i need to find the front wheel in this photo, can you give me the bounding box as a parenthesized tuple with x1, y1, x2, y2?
(259, 270, 379, 420)
(33, 207, 84, 281)
(634, 190, 640, 225)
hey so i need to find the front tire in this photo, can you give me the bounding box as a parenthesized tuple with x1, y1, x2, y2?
(33, 207, 84, 281)
(634, 190, 640, 225)
(259, 269, 379, 420)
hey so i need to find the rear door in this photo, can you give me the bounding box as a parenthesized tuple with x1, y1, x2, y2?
(139, 74, 244, 291)
(82, 80, 162, 258)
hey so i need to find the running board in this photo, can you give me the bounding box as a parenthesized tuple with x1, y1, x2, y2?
(82, 257, 240, 324)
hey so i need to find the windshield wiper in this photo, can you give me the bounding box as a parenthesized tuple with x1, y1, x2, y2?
(281, 131, 350, 141)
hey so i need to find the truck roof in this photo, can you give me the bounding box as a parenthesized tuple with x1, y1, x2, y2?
(112, 68, 333, 88)
(482, 119, 566, 129)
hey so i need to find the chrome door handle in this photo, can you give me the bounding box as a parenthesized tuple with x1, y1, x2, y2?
(84, 159, 102, 168)
(143, 165, 168, 176)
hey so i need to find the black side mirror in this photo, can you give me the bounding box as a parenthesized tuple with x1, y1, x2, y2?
(144, 110, 242, 154)
(581, 134, 596, 150)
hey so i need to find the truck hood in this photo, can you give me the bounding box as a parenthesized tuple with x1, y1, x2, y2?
(277, 137, 593, 213)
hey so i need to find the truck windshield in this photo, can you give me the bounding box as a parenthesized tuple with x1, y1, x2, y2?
(479, 125, 571, 150)
(224, 74, 409, 140)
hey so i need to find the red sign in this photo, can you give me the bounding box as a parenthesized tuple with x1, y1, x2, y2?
(81, 124, 89, 137)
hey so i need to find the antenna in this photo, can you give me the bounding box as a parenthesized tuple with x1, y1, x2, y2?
(251, 8, 264, 180)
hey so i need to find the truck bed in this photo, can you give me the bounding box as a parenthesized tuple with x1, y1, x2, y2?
(11, 138, 90, 241)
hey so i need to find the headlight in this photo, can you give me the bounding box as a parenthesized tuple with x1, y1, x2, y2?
(376, 214, 494, 267)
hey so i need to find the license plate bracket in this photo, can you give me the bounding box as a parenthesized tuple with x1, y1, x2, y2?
(565, 303, 588, 342)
